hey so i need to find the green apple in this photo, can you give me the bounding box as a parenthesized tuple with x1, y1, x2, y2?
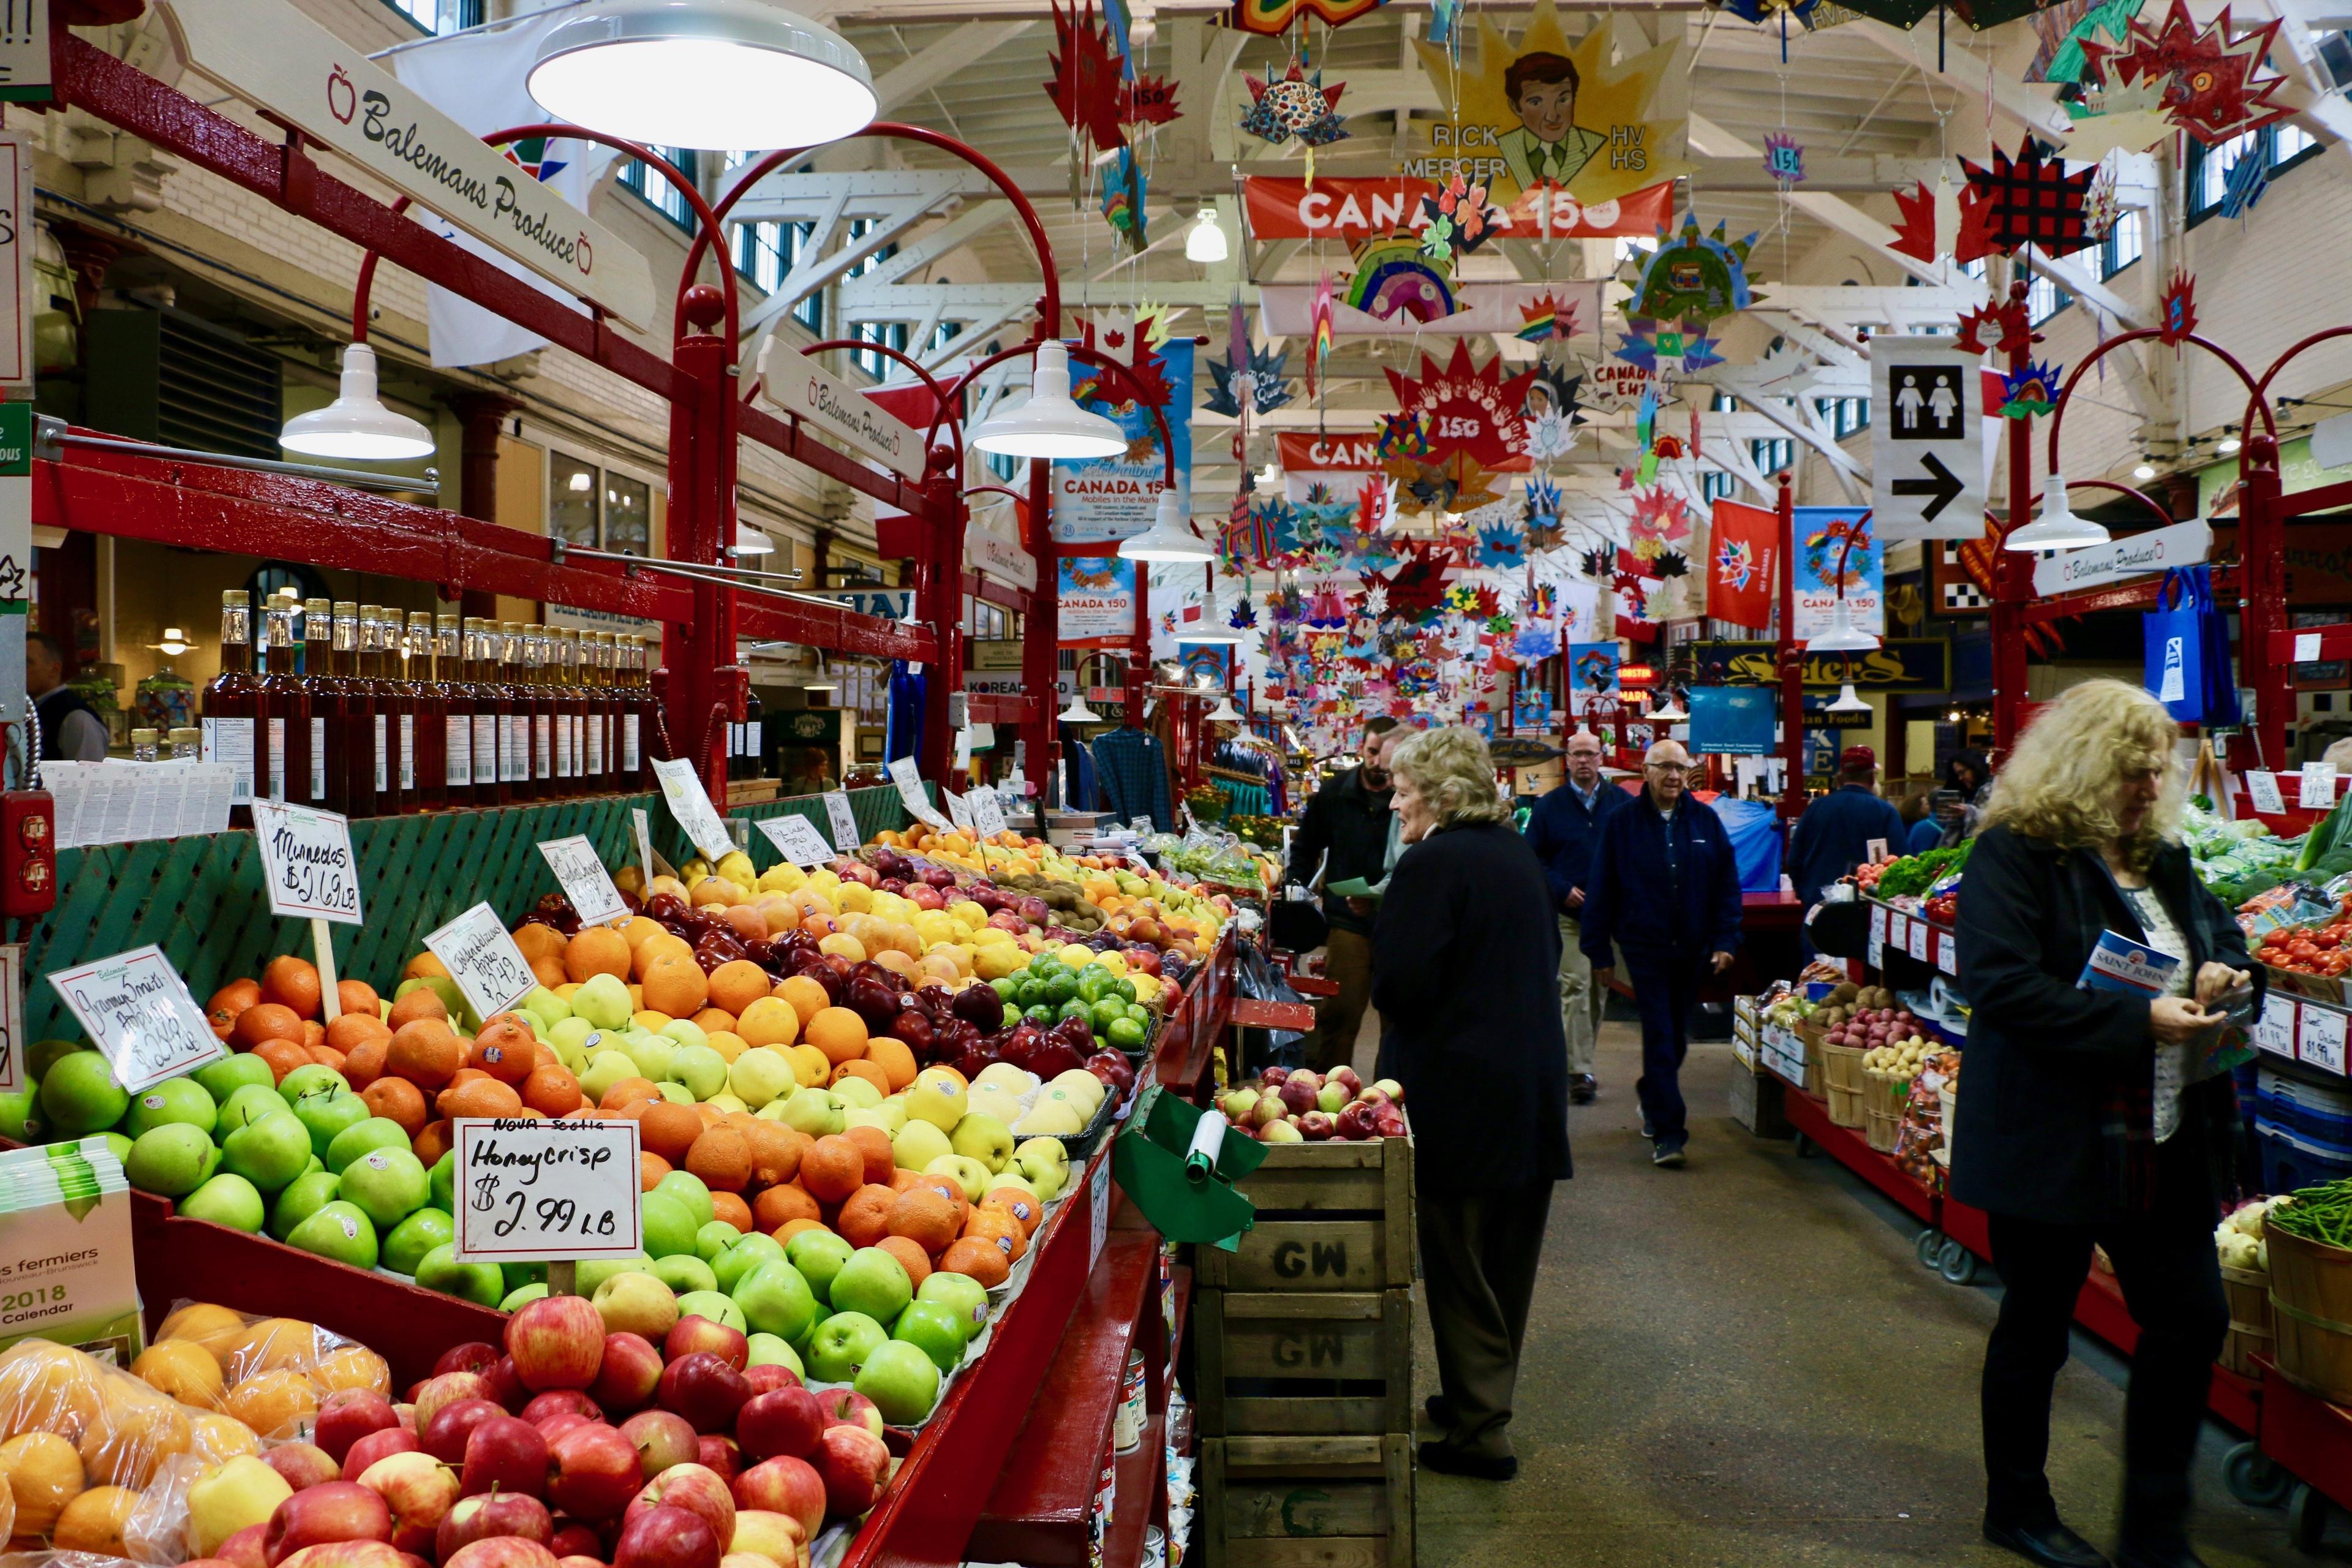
(186, 1455, 293, 1558)
(1012, 1140, 1069, 1200)
(277, 1064, 350, 1102)
(924, 1154, 992, 1204)
(0, 1086, 45, 1144)
(831, 1076, 882, 1112)
(267, 1169, 341, 1241)
(625, 1033, 678, 1084)
(382, 1207, 454, 1275)
(580, 1050, 639, 1106)
(124, 1077, 217, 1139)
(339, 1147, 430, 1230)
(592, 1270, 679, 1340)
(728, 1047, 796, 1107)
(289, 1087, 371, 1159)
(745, 1333, 804, 1379)
(286, 1200, 378, 1269)
(780, 1087, 844, 1138)
(674, 1290, 747, 1332)
(917, 1272, 990, 1342)
(889, 1300, 967, 1374)
(669, 1045, 729, 1101)
(829, 1248, 913, 1324)
(854, 1339, 940, 1424)
(785, 1229, 854, 1307)
(124, 1123, 218, 1198)
(650, 1253, 718, 1296)
(571, 973, 633, 1030)
(324, 1117, 412, 1172)
(704, 1092, 748, 1115)
(502, 1262, 547, 1295)
(805, 1310, 888, 1383)
(429, 1152, 456, 1214)
(948, 1112, 1014, 1174)
(39, 1050, 128, 1136)
(546, 1018, 599, 1072)
(659, 1019, 709, 1054)
(216, 1084, 287, 1136)
(194, 1054, 274, 1105)
(576, 1253, 657, 1296)
(654, 1082, 695, 1105)
(696, 1219, 744, 1264)
(180, 1172, 265, 1232)
(222, 1110, 314, 1194)
(891, 1120, 953, 1172)
(415, 1242, 506, 1306)
(102, 1131, 132, 1167)
(640, 1191, 699, 1259)
(27, 1038, 85, 1080)
(502, 1283, 549, 1311)
(845, 1104, 907, 1138)
(733, 1259, 818, 1344)
(522, 986, 572, 1025)
(655, 1170, 715, 1229)
(712, 1232, 786, 1294)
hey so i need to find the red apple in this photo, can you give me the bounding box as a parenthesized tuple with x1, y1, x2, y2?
(725, 1512, 805, 1568)
(413, 1373, 494, 1434)
(548, 1524, 601, 1560)
(264, 1482, 396, 1566)
(537, 1411, 595, 1444)
(739, 1366, 799, 1399)
(523, 1390, 604, 1427)
(461, 1414, 550, 1499)
(315, 1390, 400, 1466)
(731, 1461, 823, 1541)
(265, 1442, 342, 1491)
(508, 1296, 608, 1392)
(816, 1390, 882, 1443)
(443, 1540, 561, 1568)
(657, 1352, 750, 1434)
(734, 1390, 823, 1464)
(590, 1333, 663, 1416)
(612, 1506, 718, 1568)
(812, 1427, 888, 1520)
(274, 1544, 409, 1568)
(481, 1355, 531, 1414)
(556, 1558, 605, 1568)
(664, 1317, 748, 1373)
(625, 1463, 734, 1547)
(1297, 1110, 1335, 1140)
(618, 1410, 699, 1481)
(548, 1422, 644, 1521)
(695, 1436, 739, 1484)
(434, 1344, 502, 1379)
(436, 1491, 554, 1562)
(342, 1428, 420, 1480)
(423, 1398, 508, 1465)
(354, 1452, 460, 1555)
(221, 1525, 271, 1568)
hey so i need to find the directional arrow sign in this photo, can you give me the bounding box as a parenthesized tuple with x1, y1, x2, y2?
(1871, 337, 1986, 541)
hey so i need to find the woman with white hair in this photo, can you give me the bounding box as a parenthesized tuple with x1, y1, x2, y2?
(1371, 726, 1570, 1482)
(1952, 679, 2258, 1568)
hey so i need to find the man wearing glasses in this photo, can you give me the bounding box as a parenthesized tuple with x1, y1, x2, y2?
(1523, 728, 1623, 1104)
(1578, 740, 1744, 1167)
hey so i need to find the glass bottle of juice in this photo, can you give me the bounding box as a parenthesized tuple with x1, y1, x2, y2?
(378, 606, 414, 815)
(552, 628, 580, 797)
(203, 591, 261, 824)
(584, 631, 613, 794)
(257, 598, 311, 807)
(317, 600, 358, 816)
(626, 634, 654, 789)
(524, 625, 552, 802)
(409, 611, 443, 812)
(464, 618, 505, 807)
(363, 606, 400, 816)
(301, 597, 335, 808)
(440, 612, 473, 809)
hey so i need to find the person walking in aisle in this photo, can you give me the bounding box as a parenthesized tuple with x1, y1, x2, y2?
(1580, 739, 1742, 1167)
(1952, 680, 2256, 1568)
(1287, 717, 1400, 1073)
(1939, 747, 1995, 846)
(28, 631, 106, 762)
(1371, 726, 1569, 1481)
(1524, 728, 1625, 1104)
(1787, 745, 1909, 907)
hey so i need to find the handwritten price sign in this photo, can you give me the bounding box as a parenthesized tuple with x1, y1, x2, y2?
(822, 791, 860, 853)
(49, 946, 227, 1093)
(452, 1117, 643, 1262)
(652, 757, 737, 861)
(251, 801, 364, 924)
(537, 835, 627, 927)
(423, 903, 537, 1023)
(756, 813, 835, 868)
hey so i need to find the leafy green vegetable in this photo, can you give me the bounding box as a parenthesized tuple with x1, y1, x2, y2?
(1877, 839, 1973, 900)
(2299, 788, 2352, 871)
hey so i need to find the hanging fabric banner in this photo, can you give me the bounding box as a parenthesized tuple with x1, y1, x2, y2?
(1706, 500, 1780, 630)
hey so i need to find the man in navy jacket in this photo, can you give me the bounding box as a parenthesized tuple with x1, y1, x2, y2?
(1523, 729, 1624, 1104)
(1581, 739, 1744, 1167)
(1787, 745, 1910, 908)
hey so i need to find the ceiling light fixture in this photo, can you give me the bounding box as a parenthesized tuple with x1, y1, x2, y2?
(527, 0, 876, 151)
(1806, 597, 1880, 654)
(1058, 692, 1101, 723)
(1651, 696, 1688, 722)
(1826, 683, 1873, 716)
(1118, 488, 1215, 563)
(730, 524, 774, 556)
(2220, 435, 2243, 454)
(2133, 461, 2157, 481)
(281, 344, 436, 460)
(1205, 694, 1244, 722)
(2003, 475, 2111, 551)
(1185, 205, 1228, 263)
(150, 628, 194, 657)
(968, 340, 1128, 460)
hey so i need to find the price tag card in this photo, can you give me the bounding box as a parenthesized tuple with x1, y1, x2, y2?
(2302, 761, 2339, 809)
(1888, 912, 1909, 954)
(250, 800, 364, 924)
(537, 835, 627, 927)
(48, 945, 226, 1093)
(2304, 1005, 2350, 1075)
(0, 944, 26, 1093)
(2256, 993, 2300, 1058)
(1868, 927, 1884, 968)
(888, 756, 953, 831)
(1869, 905, 1888, 946)
(969, 790, 1006, 839)
(822, 791, 860, 853)
(1088, 1153, 1113, 1272)
(756, 814, 835, 868)
(451, 1117, 644, 1263)
(944, 790, 974, 831)
(651, 758, 737, 861)
(2248, 771, 2285, 815)
(1907, 919, 1929, 962)
(2298, 631, 2325, 663)
(1866, 837, 1888, 864)
(423, 902, 537, 1023)
(1937, 931, 1958, 976)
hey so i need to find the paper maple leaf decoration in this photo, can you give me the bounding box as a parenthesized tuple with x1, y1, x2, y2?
(1123, 73, 1180, 125)
(1890, 181, 1939, 263)
(1045, 0, 1128, 151)
(2159, 270, 2199, 345)
(1515, 292, 1583, 343)
(2092, 0, 2293, 145)
(1961, 139, 2098, 258)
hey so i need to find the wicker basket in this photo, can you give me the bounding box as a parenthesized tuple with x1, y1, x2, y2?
(1865, 1102, 1902, 1152)
(1822, 1042, 1866, 1094)
(2268, 1226, 2352, 1402)
(1825, 1083, 1866, 1129)
(1862, 1072, 1905, 1152)
(2221, 1264, 2274, 1379)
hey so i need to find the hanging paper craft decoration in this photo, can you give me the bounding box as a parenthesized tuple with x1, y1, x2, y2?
(1340, 233, 1458, 325)
(1376, 410, 1433, 462)
(1414, 0, 1696, 207)
(1123, 73, 1181, 126)
(2037, 0, 2143, 83)
(1046, 0, 1130, 151)
(2088, 0, 2292, 145)
(1888, 181, 1941, 263)
(2158, 271, 2197, 344)
(1309, 273, 1335, 402)
(2000, 359, 2065, 418)
(1204, 337, 1292, 418)
(1419, 176, 1505, 260)
(1515, 291, 1585, 344)
(1956, 295, 2036, 358)
(2082, 164, 2120, 239)
(1240, 61, 1351, 148)
(1100, 149, 1148, 249)
(1961, 138, 2098, 257)
(1763, 132, 1806, 185)
(1389, 450, 1507, 516)
(1615, 317, 1724, 377)
(2222, 144, 2271, 217)
(1524, 369, 1581, 463)
(2059, 74, 2173, 161)
(1629, 216, 1762, 321)
(1475, 516, 1526, 569)
(1383, 339, 1538, 472)
(1230, 0, 1388, 34)
(1524, 475, 1565, 548)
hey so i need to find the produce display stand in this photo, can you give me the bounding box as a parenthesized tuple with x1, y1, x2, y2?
(2243, 1355, 2352, 1550)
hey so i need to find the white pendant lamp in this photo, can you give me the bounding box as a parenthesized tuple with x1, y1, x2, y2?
(731, 524, 774, 556)
(1826, 682, 1874, 716)
(1205, 694, 1245, 722)
(1058, 692, 1102, 723)
(968, 341, 1128, 460)
(1118, 488, 1215, 563)
(281, 344, 435, 460)
(1186, 206, 1229, 263)
(527, 0, 877, 151)
(1651, 695, 1688, 722)
(1806, 597, 1880, 654)
(2003, 475, 2112, 552)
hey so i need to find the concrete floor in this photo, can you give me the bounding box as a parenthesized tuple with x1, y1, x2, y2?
(1342, 1014, 2337, 1567)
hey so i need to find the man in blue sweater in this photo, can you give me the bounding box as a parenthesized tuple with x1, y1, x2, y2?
(1581, 740, 1744, 1167)
(1787, 745, 1910, 907)
(1523, 729, 1624, 1104)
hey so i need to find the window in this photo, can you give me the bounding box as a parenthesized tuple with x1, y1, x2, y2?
(851, 322, 910, 380)
(549, 454, 652, 554)
(1699, 471, 1735, 503)
(2026, 268, 2071, 326)
(1817, 397, 1870, 439)
(2190, 124, 2321, 222)
(731, 219, 823, 331)
(550, 454, 598, 546)
(1713, 391, 1740, 413)
(1750, 437, 1793, 474)
(2094, 208, 2143, 279)
(617, 149, 698, 232)
(382, 0, 478, 33)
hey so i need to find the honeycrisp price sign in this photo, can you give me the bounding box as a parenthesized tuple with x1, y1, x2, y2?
(48, 946, 225, 1094)
(452, 1117, 643, 1264)
(823, 791, 861, 853)
(537, 835, 628, 927)
(423, 903, 537, 1024)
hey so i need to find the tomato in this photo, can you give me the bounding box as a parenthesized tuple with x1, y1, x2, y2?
(2317, 930, 2342, 950)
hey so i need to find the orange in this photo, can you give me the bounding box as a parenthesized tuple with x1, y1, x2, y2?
(225, 1319, 318, 1379)
(303, 1020, 328, 1054)
(799, 1136, 865, 1204)
(886, 1187, 959, 1256)
(835, 1184, 898, 1249)
(513, 923, 568, 964)
(639, 1152, 674, 1191)
(983, 1188, 1044, 1239)
(439, 1077, 523, 1120)
(912, 1173, 968, 1225)
(251, 1039, 309, 1084)
(0, 1431, 83, 1535)
(876, 1235, 932, 1291)
(962, 1207, 1027, 1264)
(600, 1076, 660, 1112)
(412, 1120, 455, 1166)
(51, 1483, 135, 1556)
(862, 1036, 916, 1091)
(530, 956, 569, 990)
(776, 974, 832, 1023)
(888, 1167, 925, 1194)
(387, 1020, 463, 1089)
(841, 1125, 895, 1187)
(404, 951, 451, 982)
(361, 1077, 429, 1136)
(308, 1344, 391, 1396)
(157, 1303, 245, 1362)
(386, 988, 448, 1030)
(690, 1008, 739, 1039)
(221, 1369, 317, 1438)
(129, 1342, 221, 1410)
(804, 1008, 867, 1067)
(745, 1123, 804, 1188)
(939, 1237, 1009, 1288)
(787, 1044, 832, 1091)
(306, 1044, 346, 1072)
(185, 1411, 260, 1463)
(708, 1191, 753, 1233)
(707, 960, 771, 1018)
(641, 954, 710, 1019)
(775, 1216, 829, 1246)
(831, 1058, 891, 1098)
(260, 956, 323, 1021)
(231, 1003, 305, 1050)
(723, 904, 769, 942)
(206, 979, 261, 1041)
(467, 1020, 538, 1087)
(736, 997, 800, 1050)
(565, 925, 632, 984)
(640, 1102, 705, 1164)
(336, 979, 380, 1021)
(325, 1012, 390, 1060)
(622, 916, 668, 953)
(77, 1394, 190, 1487)
(684, 1128, 753, 1193)
(753, 1182, 820, 1231)
(521, 1066, 584, 1118)
(632, 933, 695, 982)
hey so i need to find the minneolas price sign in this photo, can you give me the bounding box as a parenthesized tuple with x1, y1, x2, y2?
(452, 1118, 642, 1263)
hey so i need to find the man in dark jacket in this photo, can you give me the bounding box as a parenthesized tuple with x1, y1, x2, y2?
(1287, 717, 1399, 1072)
(1787, 745, 1909, 907)
(1523, 729, 1624, 1103)
(1581, 739, 1744, 1167)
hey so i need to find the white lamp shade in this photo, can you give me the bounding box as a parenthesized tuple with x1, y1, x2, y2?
(1205, 695, 1244, 722)
(1186, 208, 1228, 263)
(528, 0, 877, 151)
(1805, 597, 1880, 654)
(731, 524, 774, 556)
(1058, 693, 1101, 723)
(2004, 474, 2112, 552)
(281, 344, 436, 460)
(968, 341, 1128, 460)
(1119, 488, 1216, 563)
(1650, 699, 1688, 722)
(1826, 682, 1874, 715)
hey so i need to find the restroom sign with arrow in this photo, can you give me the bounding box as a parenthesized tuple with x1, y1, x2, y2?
(1869, 336, 1985, 541)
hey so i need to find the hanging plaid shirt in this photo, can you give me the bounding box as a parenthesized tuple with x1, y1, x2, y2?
(1091, 728, 1174, 831)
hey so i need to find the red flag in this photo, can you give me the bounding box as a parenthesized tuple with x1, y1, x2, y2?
(1706, 500, 1779, 630)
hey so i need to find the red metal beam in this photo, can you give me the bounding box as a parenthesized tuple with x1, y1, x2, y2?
(2019, 567, 2242, 627)
(735, 593, 935, 665)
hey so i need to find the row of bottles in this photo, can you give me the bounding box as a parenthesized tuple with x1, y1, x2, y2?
(200, 592, 658, 824)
